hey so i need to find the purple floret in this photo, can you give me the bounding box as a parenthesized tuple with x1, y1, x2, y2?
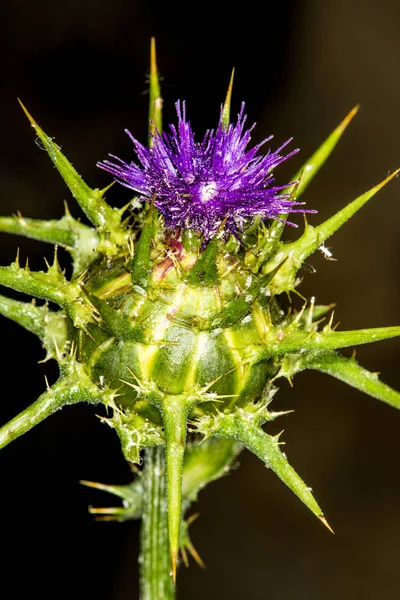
(98, 102, 313, 240)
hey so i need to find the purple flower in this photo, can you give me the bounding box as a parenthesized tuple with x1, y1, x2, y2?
(98, 102, 312, 240)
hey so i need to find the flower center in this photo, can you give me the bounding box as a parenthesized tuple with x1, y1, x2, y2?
(200, 182, 217, 203)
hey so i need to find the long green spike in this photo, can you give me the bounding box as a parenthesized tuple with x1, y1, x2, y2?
(149, 37, 163, 143)
(0, 261, 96, 329)
(263, 170, 400, 292)
(0, 214, 100, 276)
(0, 358, 109, 450)
(161, 396, 191, 583)
(221, 69, 235, 129)
(305, 352, 400, 410)
(294, 105, 360, 199)
(18, 101, 127, 254)
(203, 412, 332, 531)
(259, 325, 400, 360)
(266, 105, 360, 252)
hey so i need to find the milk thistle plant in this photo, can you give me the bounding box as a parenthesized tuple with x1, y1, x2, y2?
(1, 39, 400, 598)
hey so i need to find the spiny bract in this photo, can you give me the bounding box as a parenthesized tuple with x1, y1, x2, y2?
(1, 41, 400, 584)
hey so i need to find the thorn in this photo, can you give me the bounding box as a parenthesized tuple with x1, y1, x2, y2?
(44, 375, 50, 390)
(99, 180, 115, 197)
(18, 98, 38, 129)
(181, 546, 189, 568)
(187, 542, 206, 569)
(338, 104, 360, 133)
(63, 200, 71, 216)
(171, 551, 177, 584)
(15, 247, 20, 267)
(320, 515, 335, 534)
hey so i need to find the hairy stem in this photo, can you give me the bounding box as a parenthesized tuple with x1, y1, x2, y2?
(140, 446, 175, 600)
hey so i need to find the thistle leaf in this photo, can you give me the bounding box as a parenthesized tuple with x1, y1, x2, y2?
(305, 352, 400, 410)
(0, 294, 68, 359)
(294, 105, 360, 199)
(0, 294, 47, 339)
(18, 100, 127, 254)
(0, 214, 100, 276)
(0, 357, 110, 451)
(0, 262, 96, 330)
(259, 325, 400, 359)
(198, 412, 329, 528)
(161, 396, 191, 582)
(267, 105, 360, 250)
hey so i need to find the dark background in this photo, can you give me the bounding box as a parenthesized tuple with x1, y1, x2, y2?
(1, 1, 400, 598)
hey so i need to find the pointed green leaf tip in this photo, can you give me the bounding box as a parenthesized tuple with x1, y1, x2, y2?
(265, 105, 361, 255)
(161, 396, 191, 583)
(0, 356, 114, 451)
(305, 352, 400, 411)
(17, 100, 128, 256)
(221, 68, 235, 129)
(294, 104, 361, 199)
(196, 411, 333, 533)
(149, 37, 163, 142)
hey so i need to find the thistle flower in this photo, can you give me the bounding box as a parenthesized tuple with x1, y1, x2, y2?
(98, 102, 314, 240)
(0, 40, 399, 599)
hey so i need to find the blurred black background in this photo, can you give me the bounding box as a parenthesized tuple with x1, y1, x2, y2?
(1, 1, 400, 598)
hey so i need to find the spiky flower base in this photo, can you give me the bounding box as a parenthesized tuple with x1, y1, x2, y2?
(0, 42, 399, 595)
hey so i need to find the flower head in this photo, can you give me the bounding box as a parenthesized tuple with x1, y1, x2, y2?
(98, 102, 312, 240)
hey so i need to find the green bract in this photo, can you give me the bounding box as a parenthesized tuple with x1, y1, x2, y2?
(0, 41, 399, 595)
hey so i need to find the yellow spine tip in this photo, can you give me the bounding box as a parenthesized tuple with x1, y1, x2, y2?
(171, 551, 177, 584)
(320, 515, 335, 535)
(17, 98, 38, 129)
(338, 104, 361, 132)
(150, 37, 157, 76)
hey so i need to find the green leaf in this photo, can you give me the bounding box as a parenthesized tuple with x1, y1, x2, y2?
(266, 105, 360, 253)
(198, 411, 331, 530)
(258, 325, 400, 360)
(161, 395, 191, 582)
(0, 357, 112, 451)
(0, 294, 68, 359)
(294, 105, 360, 199)
(0, 213, 100, 276)
(18, 101, 127, 254)
(305, 352, 400, 410)
(0, 259, 96, 330)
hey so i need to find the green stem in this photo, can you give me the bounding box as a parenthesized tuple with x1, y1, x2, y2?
(140, 446, 175, 600)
